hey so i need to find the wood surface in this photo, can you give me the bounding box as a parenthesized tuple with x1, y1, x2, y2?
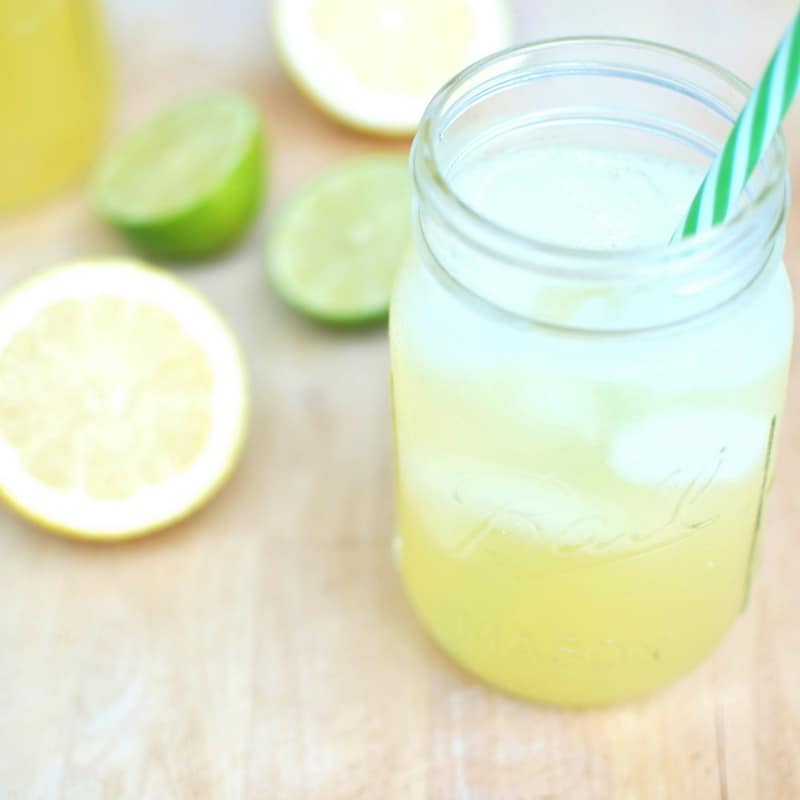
(1, 1, 799, 797)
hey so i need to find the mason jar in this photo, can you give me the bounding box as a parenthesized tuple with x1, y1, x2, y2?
(390, 38, 792, 706)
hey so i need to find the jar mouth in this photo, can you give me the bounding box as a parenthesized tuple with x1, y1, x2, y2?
(413, 36, 788, 283)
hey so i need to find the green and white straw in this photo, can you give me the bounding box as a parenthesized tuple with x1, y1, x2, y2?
(676, 9, 800, 240)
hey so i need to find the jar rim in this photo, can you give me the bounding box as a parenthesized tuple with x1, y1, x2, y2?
(413, 36, 788, 282)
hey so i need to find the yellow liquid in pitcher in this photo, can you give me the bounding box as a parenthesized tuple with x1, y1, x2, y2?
(0, 0, 110, 211)
(391, 147, 793, 705)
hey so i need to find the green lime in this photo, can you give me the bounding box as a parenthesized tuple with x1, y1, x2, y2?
(266, 154, 411, 325)
(92, 92, 265, 259)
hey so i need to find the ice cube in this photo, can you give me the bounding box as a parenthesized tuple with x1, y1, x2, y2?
(609, 411, 771, 487)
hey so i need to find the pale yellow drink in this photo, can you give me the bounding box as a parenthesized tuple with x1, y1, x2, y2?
(391, 146, 792, 705)
(0, 0, 110, 211)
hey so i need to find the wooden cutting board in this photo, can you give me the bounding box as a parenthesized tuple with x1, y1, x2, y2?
(1, 1, 799, 797)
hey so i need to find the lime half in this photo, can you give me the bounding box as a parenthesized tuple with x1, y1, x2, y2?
(93, 93, 265, 259)
(266, 154, 411, 325)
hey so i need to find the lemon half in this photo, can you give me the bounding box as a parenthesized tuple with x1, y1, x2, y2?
(274, 0, 512, 136)
(0, 260, 249, 540)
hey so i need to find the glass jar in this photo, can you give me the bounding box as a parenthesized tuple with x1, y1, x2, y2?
(0, 0, 111, 212)
(390, 38, 792, 706)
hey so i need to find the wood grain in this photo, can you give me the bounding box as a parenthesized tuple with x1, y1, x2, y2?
(1, 1, 799, 797)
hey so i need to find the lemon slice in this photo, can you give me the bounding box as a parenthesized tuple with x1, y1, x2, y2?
(0, 260, 249, 540)
(273, 0, 512, 136)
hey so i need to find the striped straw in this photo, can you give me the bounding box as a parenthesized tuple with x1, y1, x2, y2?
(675, 9, 800, 240)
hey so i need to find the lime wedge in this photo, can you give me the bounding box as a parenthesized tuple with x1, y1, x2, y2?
(266, 154, 411, 325)
(92, 92, 266, 259)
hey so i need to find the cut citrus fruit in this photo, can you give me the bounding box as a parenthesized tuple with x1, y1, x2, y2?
(0, 260, 249, 540)
(266, 154, 411, 325)
(92, 93, 265, 259)
(273, 0, 512, 136)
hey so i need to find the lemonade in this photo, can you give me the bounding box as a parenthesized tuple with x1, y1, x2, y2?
(0, 0, 110, 211)
(391, 42, 792, 706)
